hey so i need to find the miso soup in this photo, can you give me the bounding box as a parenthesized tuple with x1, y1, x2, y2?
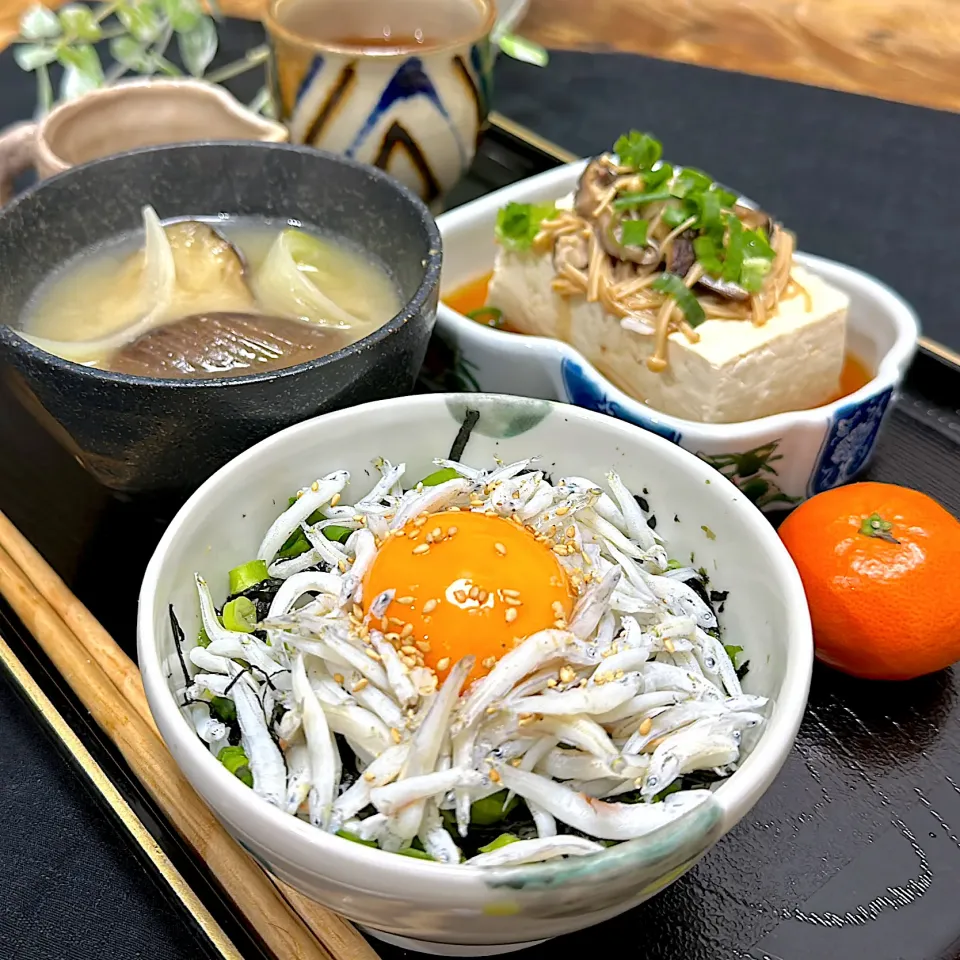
(19, 210, 402, 379)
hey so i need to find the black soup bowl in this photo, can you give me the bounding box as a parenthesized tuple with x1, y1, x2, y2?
(0, 141, 442, 496)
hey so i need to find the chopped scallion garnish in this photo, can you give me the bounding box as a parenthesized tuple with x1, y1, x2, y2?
(651, 274, 706, 327)
(222, 596, 257, 633)
(619, 218, 649, 248)
(614, 131, 663, 171)
(613, 189, 673, 210)
(478, 833, 521, 854)
(218, 745, 253, 787)
(228, 559, 269, 595)
(466, 305, 504, 328)
(419, 467, 462, 487)
(495, 201, 559, 252)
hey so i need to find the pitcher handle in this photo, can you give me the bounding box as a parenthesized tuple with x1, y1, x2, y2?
(0, 122, 38, 208)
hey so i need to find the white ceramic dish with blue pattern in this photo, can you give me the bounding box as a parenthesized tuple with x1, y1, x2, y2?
(433, 161, 920, 511)
(140, 393, 812, 955)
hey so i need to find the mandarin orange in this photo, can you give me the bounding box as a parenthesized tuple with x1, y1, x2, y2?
(778, 482, 960, 680)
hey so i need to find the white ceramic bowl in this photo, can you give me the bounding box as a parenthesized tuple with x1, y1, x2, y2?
(138, 393, 812, 955)
(434, 161, 920, 511)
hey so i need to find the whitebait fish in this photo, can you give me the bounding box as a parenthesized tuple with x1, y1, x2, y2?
(171, 456, 764, 866)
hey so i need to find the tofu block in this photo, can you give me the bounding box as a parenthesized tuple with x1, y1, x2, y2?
(487, 250, 850, 424)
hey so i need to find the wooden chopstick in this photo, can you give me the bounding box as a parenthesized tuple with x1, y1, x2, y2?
(0, 511, 379, 960)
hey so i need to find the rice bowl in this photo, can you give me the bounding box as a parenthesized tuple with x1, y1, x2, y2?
(139, 393, 812, 954)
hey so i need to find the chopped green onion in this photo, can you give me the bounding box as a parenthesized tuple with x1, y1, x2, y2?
(497, 33, 549, 67)
(693, 190, 723, 235)
(470, 789, 518, 825)
(210, 695, 236, 725)
(466, 306, 504, 328)
(613, 189, 673, 210)
(651, 781, 683, 803)
(197, 625, 211, 648)
(619, 218, 649, 248)
(336, 829, 378, 848)
(323, 525, 353, 544)
(652, 274, 706, 328)
(661, 205, 691, 228)
(740, 256, 773, 293)
(222, 596, 258, 633)
(277, 530, 311, 559)
(722, 216, 745, 282)
(613, 131, 662, 171)
(692, 235, 724, 277)
(665, 559, 684, 571)
(419, 467, 461, 487)
(228, 559, 269, 595)
(495, 202, 559, 252)
(642, 163, 673, 189)
(670, 167, 713, 199)
(478, 833, 521, 854)
(217, 745, 253, 787)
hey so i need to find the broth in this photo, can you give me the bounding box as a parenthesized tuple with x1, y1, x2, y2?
(443, 272, 874, 410)
(20, 214, 402, 379)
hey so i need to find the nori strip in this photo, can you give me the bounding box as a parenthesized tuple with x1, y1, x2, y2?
(447, 409, 480, 463)
(168, 605, 190, 686)
(226, 577, 285, 622)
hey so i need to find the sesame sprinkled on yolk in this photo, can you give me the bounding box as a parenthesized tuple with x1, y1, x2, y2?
(362, 511, 574, 685)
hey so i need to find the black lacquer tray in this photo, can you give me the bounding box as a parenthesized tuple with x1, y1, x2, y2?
(3, 115, 960, 960)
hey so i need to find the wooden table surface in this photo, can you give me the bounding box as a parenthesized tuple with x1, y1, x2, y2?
(1, 0, 960, 115)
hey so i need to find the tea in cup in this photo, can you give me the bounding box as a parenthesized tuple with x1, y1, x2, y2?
(265, 0, 495, 205)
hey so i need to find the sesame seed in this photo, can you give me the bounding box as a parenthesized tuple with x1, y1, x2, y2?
(638, 717, 653, 736)
(551, 601, 565, 616)
(548, 525, 557, 536)
(482, 656, 497, 669)
(524, 524, 537, 534)
(555, 505, 570, 516)
(559, 666, 576, 684)
(488, 768, 501, 783)
(415, 640, 431, 653)
(397, 596, 414, 606)
(502, 588, 521, 598)
(352, 603, 364, 620)
(454, 589, 467, 603)
(338, 560, 347, 573)
(425, 533, 434, 544)
(469, 585, 480, 600)
(447, 506, 461, 512)
(430, 526, 442, 540)
(385, 632, 401, 643)
(554, 618, 568, 629)
(648, 736, 665, 750)
(546, 678, 558, 688)
(311, 480, 319, 492)
(568, 542, 581, 554)
(470, 498, 484, 507)
(503, 596, 522, 606)
(565, 525, 576, 539)
(553, 544, 568, 556)
(494, 542, 507, 556)
(401, 623, 414, 638)
(615, 669, 625, 680)
(366, 650, 382, 661)
(407, 529, 420, 539)
(504, 607, 518, 623)
(634, 777, 644, 788)
(478, 589, 489, 603)
(390, 728, 402, 744)
(353, 514, 364, 523)
(392, 528, 405, 537)
(414, 516, 428, 527)
(333, 673, 344, 684)
(353, 678, 369, 692)
(412, 544, 430, 556)
(510, 757, 522, 767)
(330, 492, 341, 507)
(364, 771, 377, 782)
(401, 645, 419, 656)
(437, 657, 451, 671)
(401, 655, 417, 668)
(296, 489, 304, 499)
(664, 638, 676, 654)
(422, 598, 438, 614)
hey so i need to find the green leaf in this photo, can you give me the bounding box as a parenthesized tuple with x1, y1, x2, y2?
(117, 1, 162, 42)
(197, 625, 211, 647)
(419, 467, 461, 487)
(397, 847, 435, 860)
(13, 42, 57, 71)
(20, 4, 61, 40)
(478, 833, 520, 854)
(217, 745, 253, 787)
(497, 32, 548, 67)
(619, 218, 649, 249)
(651, 781, 682, 803)
(613, 130, 662, 171)
(177, 15, 217, 77)
(652, 273, 706, 328)
(661, 204, 690, 229)
(160, 0, 203, 32)
(470, 789, 519, 825)
(209, 695, 236, 725)
(724, 644, 744, 668)
(336, 829, 377, 848)
(494, 201, 558, 252)
(110, 35, 152, 70)
(670, 167, 713, 199)
(58, 4, 102, 41)
(58, 44, 104, 100)
(692, 235, 724, 277)
(642, 163, 673, 189)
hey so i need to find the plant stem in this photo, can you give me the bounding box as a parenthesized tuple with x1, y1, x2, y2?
(36, 62, 53, 114)
(203, 43, 269, 84)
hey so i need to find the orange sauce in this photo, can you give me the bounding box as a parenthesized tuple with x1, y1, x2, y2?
(443, 271, 874, 408)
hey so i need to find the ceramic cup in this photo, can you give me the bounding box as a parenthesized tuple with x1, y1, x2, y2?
(0, 78, 289, 206)
(265, 0, 495, 206)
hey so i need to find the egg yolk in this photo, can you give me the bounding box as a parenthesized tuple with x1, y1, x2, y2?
(362, 510, 575, 685)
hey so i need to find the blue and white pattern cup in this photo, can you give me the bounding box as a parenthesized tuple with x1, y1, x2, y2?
(266, 0, 495, 206)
